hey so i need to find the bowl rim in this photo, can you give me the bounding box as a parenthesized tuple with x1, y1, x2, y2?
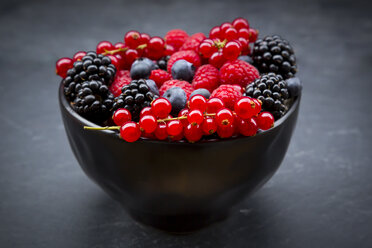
(59, 82, 300, 145)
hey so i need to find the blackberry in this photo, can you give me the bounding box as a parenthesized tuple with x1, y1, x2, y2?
(63, 51, 116, 101)
(252, 35, 297, 79)
(69, 80, 114, 123)
(112, 79, 158, 121)
(156, 56, 170, 71)
(244, 73, 289, 120)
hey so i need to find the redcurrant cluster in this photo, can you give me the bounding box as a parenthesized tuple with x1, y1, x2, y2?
(56, 31, 174, 78)
(87, 95, 274, 143)
(199, 17, 258, 68)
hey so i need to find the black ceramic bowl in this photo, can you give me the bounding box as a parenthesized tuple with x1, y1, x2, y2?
(59, 83, 300, 232)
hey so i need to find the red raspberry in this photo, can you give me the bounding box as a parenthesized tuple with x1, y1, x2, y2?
(149, 69, 172, 88)
(192, 64, 220, 92)
(210, 84, 243, 110)
(219, 60, 259, 88)
(164, 29, 189, 51)
(159, 80, 194, 99)
(109, 70, 131, 97)
(179, 33, 206, 52)
(167, 50, 201, 73)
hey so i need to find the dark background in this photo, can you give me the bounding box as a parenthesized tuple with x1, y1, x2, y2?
(1, 0, 372, 247)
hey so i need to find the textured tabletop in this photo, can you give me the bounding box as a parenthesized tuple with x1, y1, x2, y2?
(1, 0, 372, 247)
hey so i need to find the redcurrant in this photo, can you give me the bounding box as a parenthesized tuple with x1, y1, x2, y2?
(151, 98, 172, 118)
(112, 108, 131, 126)
(187, 109, 204, 125)
(232, 18, 249, 30)
(206, 98, 225, 113)
(167, 120, 183, 136)
(224, 27, 238, 41)
(189, 95, 207, 112)
(120, 122, 141, 142)
(238, 118, 258, 136)
(223, 41, 241, 60)
(72, 51, 87, 62)
(234, 97, 256, 119)
(202, 118, 217, 135)
(217, 124, 235, 138)
(139, 115, 157, 133)
(96, 41, 114, 54)
(248, 29, 259, 43)
(209, 51, 226, 68)
(154, 123, 168, 140)
(178, 108, 189, 127)
(140, 107, 153, 117)
(184, 124, 203, 142)
(257, 112, 274, 130)
(215, 108, 234, 127)
(56, 57, 73, 78)
(124, 30, 141, 49)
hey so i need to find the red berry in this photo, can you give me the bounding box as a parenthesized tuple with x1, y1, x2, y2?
(257, 112, 274, 130)
(215, 108, 234, 127)
(151, 98, 172, 118)
(238, 37, 250, 55)
(209, 26, 222, 39)
(238, 28, 250, 40)
(149, 69, 172, 88)
(124, 49, 139, 65)
(167, 120, 183, 136)
(112, 108, 132, 126)
(139, 33, 151, 45)
(217, 124, 235, 138)
(220, 22, 232, 33)
(189, 95, 207, 112)
(114, 42, 128, 56)
(72, 51, 86, 62)
(120, 122, 141, 142)
(251, 98, 262, 116)
(178, 108, 189, 127)
(206, 98, 225, 113)
(56, 57, 73, 78)
(238, 118, 258, 136)
(96, 41, 114, 54)
(107, 55, 120, 69)
(139, 115, 157, 133)
(234, 97, 256, 119)
(184, 124, 203, 142)
(164, 29, 189, 51)
(232, 18, 249, 30)
(192, 64, 220, 93)
(140, 107, 153, 117)
(164, 44, 175, 56)
(187, 109, 204, 125)
(210, 84, 243, 110)
(124, 31, 141, 49)
(199, 41, 215, 58)
(223, 41, 241, 60)
(224, 27, 238, 41)
(202, 118, 217, 135)
(248, 29, 259, 43)
(170, 132, 184, 141)
(154, 123, 168, 140)
(209, 51, 226, 68)
(148, 36, 165, 52)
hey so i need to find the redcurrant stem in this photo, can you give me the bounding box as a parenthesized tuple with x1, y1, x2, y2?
(102, 47, 128, 56)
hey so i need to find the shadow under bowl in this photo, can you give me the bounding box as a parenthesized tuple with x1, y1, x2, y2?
(59, 83, 301, 232)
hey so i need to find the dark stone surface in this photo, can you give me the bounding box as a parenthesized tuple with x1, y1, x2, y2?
(0, 0, 371, 247)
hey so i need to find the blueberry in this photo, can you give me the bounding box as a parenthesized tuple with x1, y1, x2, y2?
(130, 62, 151, 80)
(162, 87, 187, 116)
(132, 57, 157, 70)
(171, 59, 195, 82)
(145, 79, 159, 97)
(190, 88, 211, 100)
(286, 77, 302, 97)
(238, 55, 254, 64)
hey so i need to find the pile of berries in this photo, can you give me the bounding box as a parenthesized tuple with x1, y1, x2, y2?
(56, 17, 302, 143)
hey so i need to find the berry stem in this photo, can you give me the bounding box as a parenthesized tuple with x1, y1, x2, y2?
(84, 126, 120, 130)
(102, 47, 128, 56)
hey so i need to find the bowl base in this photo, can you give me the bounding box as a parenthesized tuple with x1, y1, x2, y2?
(129, 209, 229, 233)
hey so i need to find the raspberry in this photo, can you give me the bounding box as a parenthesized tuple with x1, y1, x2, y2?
(192, 64, 220, 92)
(167, 50, 201, 73)
(219, 59, 259, 88)
(109, 70, 131, 97)
(179, 33, 206, 52)
(164, 29, 189, 51)
(159, 80, 194, 99)
(210, 84, 243, 110)
(149, 69, 172, 88)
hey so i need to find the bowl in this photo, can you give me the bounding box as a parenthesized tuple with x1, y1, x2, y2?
(58, 83, 301, 232)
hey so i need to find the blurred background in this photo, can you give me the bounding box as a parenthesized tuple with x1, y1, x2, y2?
(1, 0, 372, 247)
